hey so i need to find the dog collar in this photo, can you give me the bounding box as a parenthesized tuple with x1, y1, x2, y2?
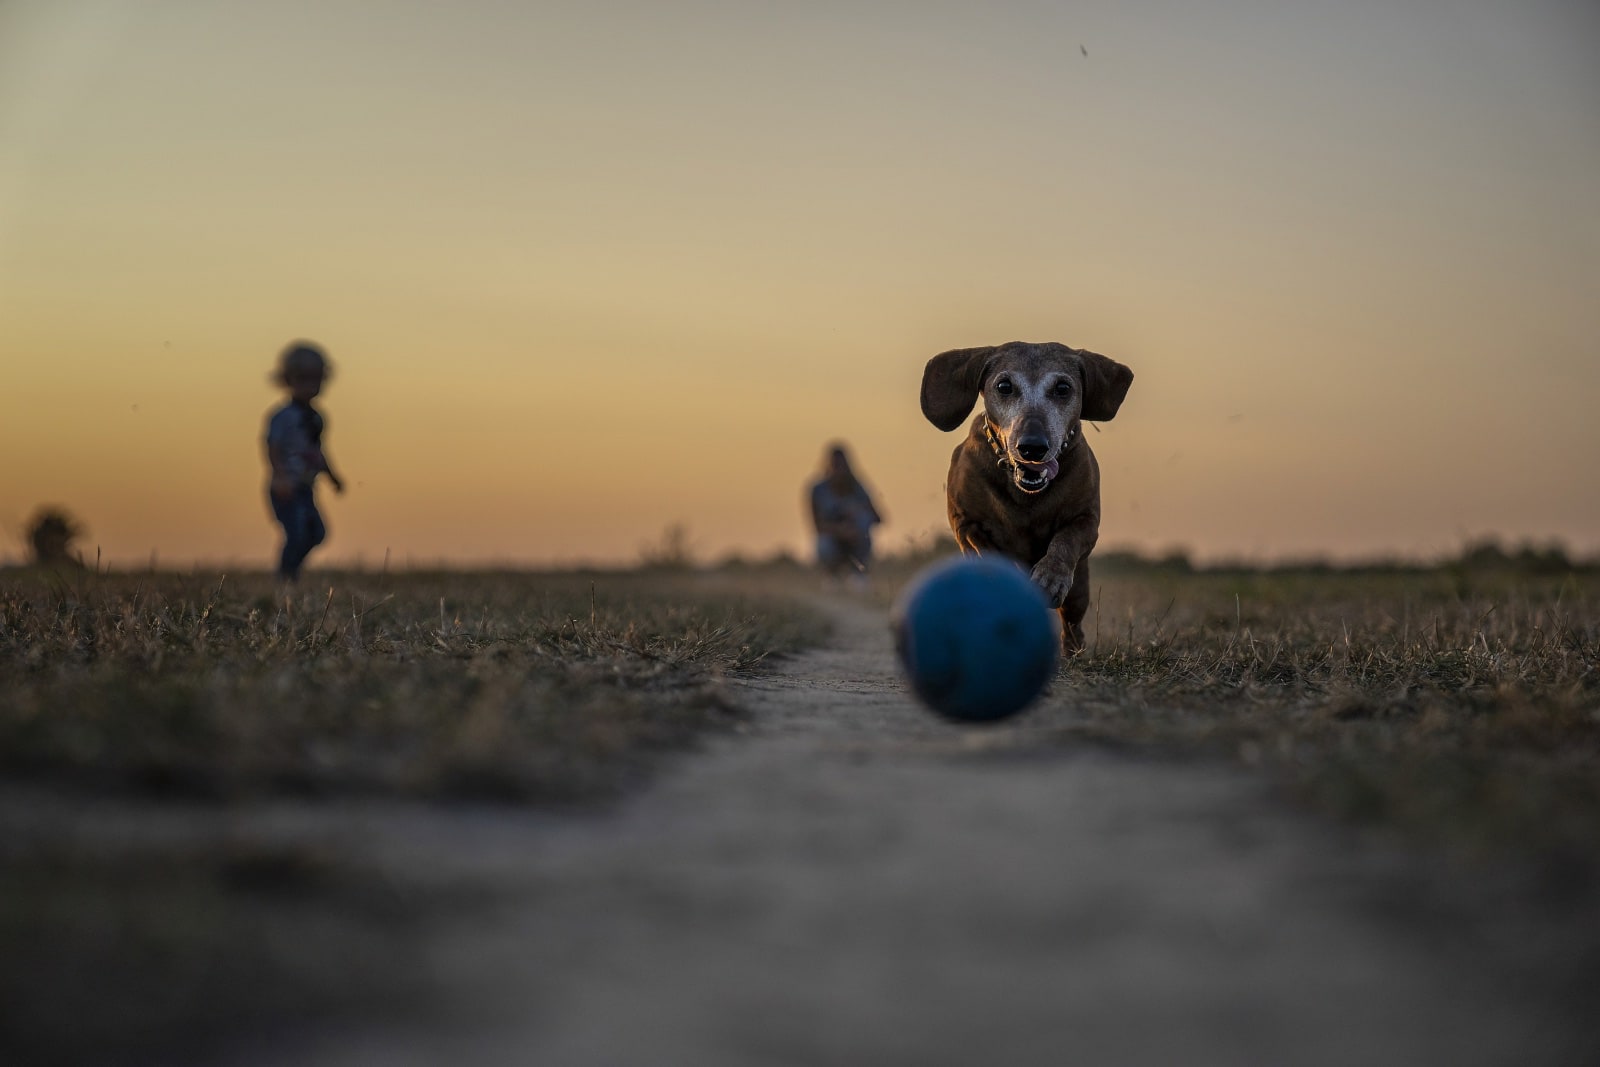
(982, 416, 1078, 472)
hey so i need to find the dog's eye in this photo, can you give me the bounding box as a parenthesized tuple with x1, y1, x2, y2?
(1053, 380, 1073, 398)
(994, 378, 1015, 396)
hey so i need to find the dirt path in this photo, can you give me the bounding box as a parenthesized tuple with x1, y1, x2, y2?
(232, 594, 1578, 1066)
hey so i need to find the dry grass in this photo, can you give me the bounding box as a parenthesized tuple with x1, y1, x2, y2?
(0, 568, 825, 802)
(0, 567, 824, 1066)
(1055, 566, 1600, 861)
(864, 550, 1600, 861)
(6, 561, 1599, 1061)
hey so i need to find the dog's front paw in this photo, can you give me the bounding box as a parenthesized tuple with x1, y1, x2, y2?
(1030, 559, 1074, 607)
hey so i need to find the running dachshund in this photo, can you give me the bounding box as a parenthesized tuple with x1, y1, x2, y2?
(921, 341, 1134, 653)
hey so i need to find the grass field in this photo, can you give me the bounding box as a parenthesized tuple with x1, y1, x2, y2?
(3, 559, 1597, 1062)
(0, 568, 825, 801)
(0, 567, 824, 1065)
(1060, 562, 1600, 865)
(867, 551, 1600, 864)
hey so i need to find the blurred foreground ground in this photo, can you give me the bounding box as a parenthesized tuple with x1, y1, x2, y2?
(3, 566, 1597, 1065)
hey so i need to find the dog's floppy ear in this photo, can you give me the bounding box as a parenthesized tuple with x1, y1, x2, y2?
(1078, 349, 1134, 422)
(921, 346, 995, 431)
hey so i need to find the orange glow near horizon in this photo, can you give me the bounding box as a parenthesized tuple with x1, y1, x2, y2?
(3, 3, 1598, 568)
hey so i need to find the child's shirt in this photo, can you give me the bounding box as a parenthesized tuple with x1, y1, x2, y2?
(265, 400, 326, 487)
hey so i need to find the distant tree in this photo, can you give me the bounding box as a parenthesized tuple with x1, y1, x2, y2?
(1093, 546, 1195, 575)
(1457, 539, 1511, 571)
(1454, 538, 1574, 576)
(638, 523, 696, 570)
(1153, 549, 1196, 574)
(1513, 542, 1572, 575)
(26, 508, 85, 567)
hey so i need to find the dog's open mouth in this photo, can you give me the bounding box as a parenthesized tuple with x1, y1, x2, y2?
(1012, 457, 1059, 494)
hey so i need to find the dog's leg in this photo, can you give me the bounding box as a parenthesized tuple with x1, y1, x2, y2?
(1030, 518, 1096, 609)
(1058, 556, 1092, 655)
(953, 520, 999, 556)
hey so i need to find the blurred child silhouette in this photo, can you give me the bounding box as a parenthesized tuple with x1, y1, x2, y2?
(808, 443, 883, 587)
(264, 341, 344, 581)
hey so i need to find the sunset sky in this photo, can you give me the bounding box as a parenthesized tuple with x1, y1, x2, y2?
(3, 1, 1597, 567)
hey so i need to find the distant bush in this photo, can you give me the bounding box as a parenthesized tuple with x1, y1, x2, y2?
(638, 523, 696, 570)
(25, 508, 84, 568)
(1453, 538, 1576, 576)
(1096, 548, 1194, 575)
(712, 547, 804, 572)
(1090, 539, 1592, 577)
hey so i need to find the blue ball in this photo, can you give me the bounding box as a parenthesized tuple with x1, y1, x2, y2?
(892, 556, 1060, 722)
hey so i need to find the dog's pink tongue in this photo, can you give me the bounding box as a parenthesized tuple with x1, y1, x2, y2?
(1018, 457, 1060, 481)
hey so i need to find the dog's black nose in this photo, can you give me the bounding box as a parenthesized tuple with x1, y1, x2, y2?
(1017, 437, 1051, 462)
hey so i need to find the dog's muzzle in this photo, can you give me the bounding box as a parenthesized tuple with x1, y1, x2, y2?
(986, 419, 1076, 495)
(1012, 457, 1059, 493)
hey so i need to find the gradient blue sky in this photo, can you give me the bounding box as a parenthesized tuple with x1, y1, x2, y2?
(2, 1, 1597, 565)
